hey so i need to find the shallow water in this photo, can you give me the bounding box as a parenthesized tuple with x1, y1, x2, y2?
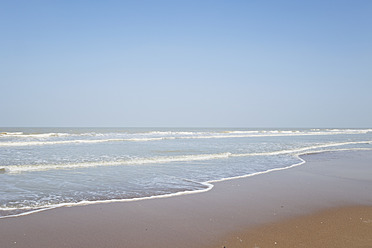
(1, 127, 371, 217)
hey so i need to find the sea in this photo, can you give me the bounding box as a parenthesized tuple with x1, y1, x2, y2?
(1, 127, 372, 218)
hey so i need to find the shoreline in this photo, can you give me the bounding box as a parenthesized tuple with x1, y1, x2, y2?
(2, 146, 371, 220)
(0, 150, 371, 247)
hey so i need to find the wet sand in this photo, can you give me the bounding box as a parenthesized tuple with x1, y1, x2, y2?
(0, 150, 371, 248)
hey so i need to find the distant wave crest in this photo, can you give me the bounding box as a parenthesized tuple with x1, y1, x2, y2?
(1, 129, 371, 147)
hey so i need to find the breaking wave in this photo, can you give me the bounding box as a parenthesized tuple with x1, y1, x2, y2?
(1, 129, 371, 147)
(2, 141, 371, 173)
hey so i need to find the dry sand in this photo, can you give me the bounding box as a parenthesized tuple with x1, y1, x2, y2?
(0, 150, 371, 248)
(213, 206, 372, 248)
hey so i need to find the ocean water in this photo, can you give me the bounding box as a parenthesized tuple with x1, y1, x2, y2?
(1, 127, 371, 218)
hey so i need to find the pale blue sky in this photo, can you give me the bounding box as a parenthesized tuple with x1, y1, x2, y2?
(1, 0, 371, 127)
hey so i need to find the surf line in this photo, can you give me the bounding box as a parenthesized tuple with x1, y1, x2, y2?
(1, 147, 371, 219)
(1, 141, 372, 173)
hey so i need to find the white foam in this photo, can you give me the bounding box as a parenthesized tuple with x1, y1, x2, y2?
(3, 153, 233, 173)
(0, 138, 167, 147)
(0, 132, 71, 138)
(0, 132, 107, 139)
(140, 131, 200, 136)
(231, 141, 372, 157)
(1, 129, 371, 147)
(0, 181, 214, 219)
(3, 141, 371, 173)
(0, 132, 24, 136)
(2, 147, 372, 219)
(208, 147, 372, 183)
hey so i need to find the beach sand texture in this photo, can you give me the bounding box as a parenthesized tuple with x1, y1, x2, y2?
(214, 206, 372, 248)
(0, 150, 371, 248)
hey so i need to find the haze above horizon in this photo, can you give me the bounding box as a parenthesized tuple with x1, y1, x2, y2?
(1, 1, 371, 128)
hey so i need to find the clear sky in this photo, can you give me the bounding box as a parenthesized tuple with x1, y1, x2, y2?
(1, 0, 371, 127)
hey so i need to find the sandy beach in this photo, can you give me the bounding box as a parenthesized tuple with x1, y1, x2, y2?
(214, 205, 372, 248)
(0, 150, 371, 248)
